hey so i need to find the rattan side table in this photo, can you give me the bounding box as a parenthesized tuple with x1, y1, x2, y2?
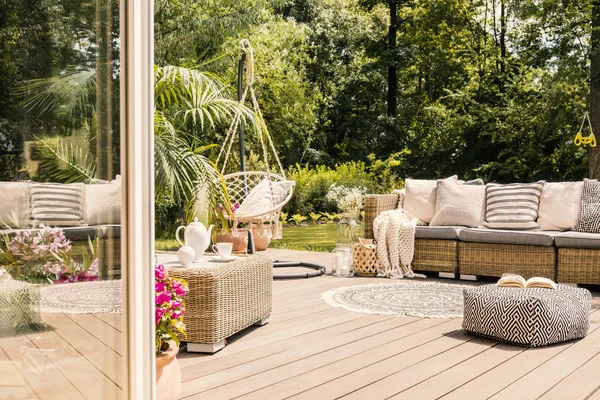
(166, 255, 273, 353)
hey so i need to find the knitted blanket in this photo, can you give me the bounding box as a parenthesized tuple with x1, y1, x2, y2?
(373, 210, 426, 279)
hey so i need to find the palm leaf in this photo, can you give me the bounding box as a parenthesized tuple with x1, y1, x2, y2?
(35, 136, 97, 183)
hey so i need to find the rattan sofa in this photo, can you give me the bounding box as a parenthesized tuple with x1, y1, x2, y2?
(364, 193, 600, 285)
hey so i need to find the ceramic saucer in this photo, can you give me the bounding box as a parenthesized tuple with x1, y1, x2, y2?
(211, 255, 237, 262)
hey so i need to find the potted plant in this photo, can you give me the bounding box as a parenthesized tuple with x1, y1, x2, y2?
(1, 225, 99, 284)
(155, 264, 188, 400)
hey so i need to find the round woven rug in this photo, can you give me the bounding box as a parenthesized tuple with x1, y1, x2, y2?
(322, 282, 473, 318)
(40, 280, 122, 314)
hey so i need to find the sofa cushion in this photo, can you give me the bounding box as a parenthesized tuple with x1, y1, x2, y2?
(483, 181, 545, 230)
(458, 228, 555, 247)
(537, 181, 583, 231)
(415, 226, 460, 240)
(554, 231, 600, 249)
(29, 182, 85, 227)
(574, 178, 600, 233)
(403, 176, 457, 223)
(430, 180, 486, 227)
(84, 176, 121, 225)
(0, 182, 29, 228)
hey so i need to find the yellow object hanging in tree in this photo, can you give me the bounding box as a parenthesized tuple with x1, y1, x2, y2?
(574, 111, 596, 147)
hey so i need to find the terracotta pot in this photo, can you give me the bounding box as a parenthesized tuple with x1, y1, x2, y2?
(252, 225, 272, 251)
(215, 228, 248, 253)
(156, 342, 181, 400)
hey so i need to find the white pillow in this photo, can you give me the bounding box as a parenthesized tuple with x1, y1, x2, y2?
(236, 180, 295, 216)
(537, 181, 583, 231)
(84, 176, 121, 225)
(430, 180, 486, 227)
(403, 176, 457, 223)
(0, 182, 29, 228)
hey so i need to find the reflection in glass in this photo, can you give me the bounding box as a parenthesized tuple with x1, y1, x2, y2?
(0, 0, 124, 398)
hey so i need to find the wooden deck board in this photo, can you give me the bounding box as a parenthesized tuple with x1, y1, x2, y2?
(1, 249, 599, 400)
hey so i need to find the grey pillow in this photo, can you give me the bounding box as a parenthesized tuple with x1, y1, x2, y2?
(574, 179, 600, 233)
(29, 182, 86, 227)
(482, 181, 545, 230)
(430, 180, 486, 227)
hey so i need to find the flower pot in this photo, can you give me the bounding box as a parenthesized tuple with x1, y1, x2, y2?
(215, 228, 248, 253)
(252, 225, 272, 251)
(156, 342, 181, 400)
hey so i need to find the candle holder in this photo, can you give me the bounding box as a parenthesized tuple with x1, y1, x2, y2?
(332, 246, 354, 277)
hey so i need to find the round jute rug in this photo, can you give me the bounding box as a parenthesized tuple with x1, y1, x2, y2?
(322, 282, 474, 318)
(40, 280, 122, 314)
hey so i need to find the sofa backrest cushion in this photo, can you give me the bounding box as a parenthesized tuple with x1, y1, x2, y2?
(29, 182, 85, 227)
(84, 177, 121, 225)
(482, 181, 545, 230)
(574, 178, 600, 233)
(0, 181, 29, 228)
(403, 176, 457, 223)
(430, 180, 486, 227)
(537, 181, 583, 231)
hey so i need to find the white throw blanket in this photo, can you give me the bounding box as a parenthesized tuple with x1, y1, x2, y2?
(373, 210, 426, 279)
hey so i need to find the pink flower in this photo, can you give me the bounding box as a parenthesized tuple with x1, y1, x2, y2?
(88, 259, 99, 276)
(155, 282, 165, 293)
(155, 264, 165, 280)
(155, 308, 165, 324)
(171, 300, 182, 310)
(156, 292, 171, 305)
(171, 311, 183, 319)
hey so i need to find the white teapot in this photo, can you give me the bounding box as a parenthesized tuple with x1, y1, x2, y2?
(176, 218, 214, 262)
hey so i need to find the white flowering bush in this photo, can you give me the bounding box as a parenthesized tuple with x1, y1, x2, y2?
(326, 184, 366, 217)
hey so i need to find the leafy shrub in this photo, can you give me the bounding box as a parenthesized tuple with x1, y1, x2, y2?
(290, 214, 307, 225)
(309, 212, 322, 224)
(285, 160, 401, 216)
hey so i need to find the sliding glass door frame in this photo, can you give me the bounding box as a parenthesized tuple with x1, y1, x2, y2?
(121, 0, 155, 398)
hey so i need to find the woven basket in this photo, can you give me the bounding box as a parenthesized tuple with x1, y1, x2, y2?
(352, 241, 379, 277)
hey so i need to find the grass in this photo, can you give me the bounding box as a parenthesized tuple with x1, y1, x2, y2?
(155, 223, 364, 253)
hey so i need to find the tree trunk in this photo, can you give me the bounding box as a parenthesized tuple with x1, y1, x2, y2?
(500, 0, 506, 75)
(590, 0, 600, 178)
(95, 0, 113, 181)
(387, 0, 397, 118)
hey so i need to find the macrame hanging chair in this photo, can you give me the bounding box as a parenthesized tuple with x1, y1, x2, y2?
(216, 39, 294, 240)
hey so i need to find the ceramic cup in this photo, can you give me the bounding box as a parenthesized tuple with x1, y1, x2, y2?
(212, 242, 233, 259)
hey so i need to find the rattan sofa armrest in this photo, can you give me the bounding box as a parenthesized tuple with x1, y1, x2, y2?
(364, 193, 400, 239)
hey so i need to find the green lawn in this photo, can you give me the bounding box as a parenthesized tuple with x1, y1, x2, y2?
(155, 223, 363, 253)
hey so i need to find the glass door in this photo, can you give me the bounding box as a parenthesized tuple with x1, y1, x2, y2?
(0, 0, 154, 398)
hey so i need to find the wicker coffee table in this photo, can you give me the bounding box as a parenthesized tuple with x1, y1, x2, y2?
(163, 254, 272, 353)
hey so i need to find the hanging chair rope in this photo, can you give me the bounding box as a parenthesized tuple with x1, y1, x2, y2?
(214, 39, 293, 240)
(216, 39, 287, 178)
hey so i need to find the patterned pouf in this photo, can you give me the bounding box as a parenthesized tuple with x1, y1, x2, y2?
(0, 280, 42, 336)
(463, 284, 591, 347)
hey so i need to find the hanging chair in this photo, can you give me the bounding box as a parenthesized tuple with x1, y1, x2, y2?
(216, 39, 295, 240)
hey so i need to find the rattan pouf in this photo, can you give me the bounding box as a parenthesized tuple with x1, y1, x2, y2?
(463, 284, 591, 347)
(167, 255, 272, 353)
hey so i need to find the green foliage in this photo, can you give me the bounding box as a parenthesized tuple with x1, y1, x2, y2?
(290, 214, 307, 225)
(285, 160, 399, 215)
(309, 212, 322, 224)
(279, 211, 289, 225)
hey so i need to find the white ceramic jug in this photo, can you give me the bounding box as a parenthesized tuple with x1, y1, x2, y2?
(175, 218, 214, 262)
(177, 245, 196, 268)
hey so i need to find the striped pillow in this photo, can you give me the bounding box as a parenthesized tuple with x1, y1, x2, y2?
(29, 183, 85, 227)
(482, 181, 545, 230)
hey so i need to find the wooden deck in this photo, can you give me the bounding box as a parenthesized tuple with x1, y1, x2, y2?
(2, 248, 600, 399)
